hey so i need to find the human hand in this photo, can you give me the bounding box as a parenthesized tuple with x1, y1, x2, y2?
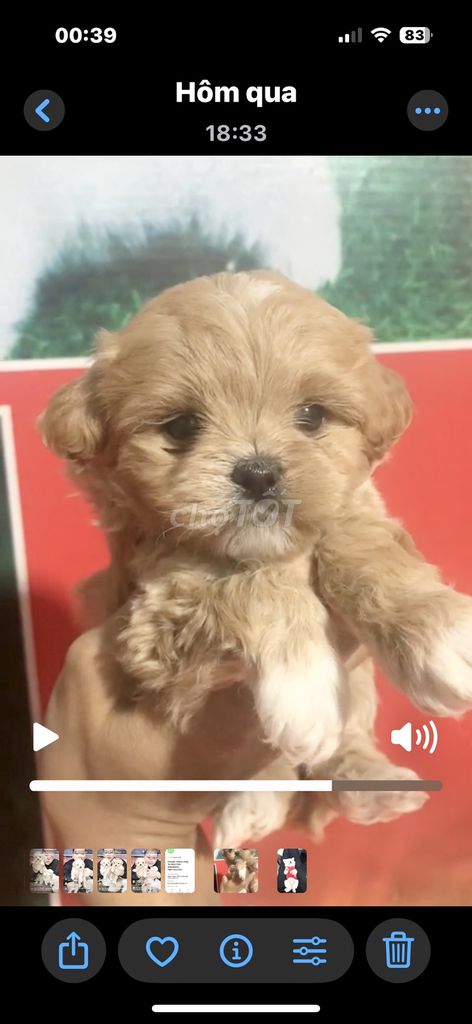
(38, 624, 368, 905)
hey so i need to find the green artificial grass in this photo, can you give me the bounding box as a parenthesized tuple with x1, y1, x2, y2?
(9, 219, 265, 358)
(7, 156, 472, 357)
(319, 155, 472, 340)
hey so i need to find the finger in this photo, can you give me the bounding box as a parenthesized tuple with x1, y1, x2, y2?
(344, 644, 370, 672)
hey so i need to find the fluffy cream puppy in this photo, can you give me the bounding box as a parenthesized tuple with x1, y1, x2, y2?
(134, 857, 148, 879)
(99, 856, 112, 878)
(71, 856, 93, 891)
(40, 271, 472, 844)
(31, 853, 46, 874)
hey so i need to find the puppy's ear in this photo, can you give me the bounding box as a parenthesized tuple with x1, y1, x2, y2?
(362, 358, 413, 463)
(38, 329, 116, 462)
(38, 376, 102, 461)
(344, 319, 412, 461)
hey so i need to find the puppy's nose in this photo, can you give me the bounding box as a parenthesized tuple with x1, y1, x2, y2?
(231, 457, 281, 499)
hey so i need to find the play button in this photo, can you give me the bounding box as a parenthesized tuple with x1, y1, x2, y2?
(33, 722, 59, 752)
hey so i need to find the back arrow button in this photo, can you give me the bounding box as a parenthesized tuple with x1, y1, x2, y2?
(35, 98, 50, 123)
(24, 90, 65, 131)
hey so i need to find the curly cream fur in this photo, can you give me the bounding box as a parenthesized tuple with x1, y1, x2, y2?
(39, 270, 472, 840)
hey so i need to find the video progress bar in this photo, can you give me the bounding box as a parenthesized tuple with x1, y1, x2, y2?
(152, 1007, 320, 1014)
(30, 779, 442, 792)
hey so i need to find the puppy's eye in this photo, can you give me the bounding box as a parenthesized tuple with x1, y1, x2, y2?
(295, 403, 327, 433)
(161, 413, 201, 442)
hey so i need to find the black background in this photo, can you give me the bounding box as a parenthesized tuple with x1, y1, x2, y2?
(2, 906, 462, 1015)
(2, 15, 469, 155)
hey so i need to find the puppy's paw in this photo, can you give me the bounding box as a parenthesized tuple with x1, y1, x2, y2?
(382, 590, 472, 717)
(416, 595, 472, 715)
(214, 791, 292, 847)
(304, 799, 339, 841)
(256, 643, 347, 768)
(335, 761, 428, 824)
(116, 571, 218, 684)
(115, 582, 181, 686)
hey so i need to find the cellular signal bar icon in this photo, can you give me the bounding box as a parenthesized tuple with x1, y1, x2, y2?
(338, 28, 363, 43)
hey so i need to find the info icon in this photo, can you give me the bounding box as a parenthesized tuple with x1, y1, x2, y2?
(407, 90, 448, 131)
(219, 933, 254, 968)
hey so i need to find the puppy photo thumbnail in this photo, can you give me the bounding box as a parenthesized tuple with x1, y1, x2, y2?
(131, 848, 161, 893)
(277, 848, 307, 893)
(97, 848, 127, 893)
(63, 848, 93, 894)
(29, 849, 59, 894)
(214, 849, 259, 893)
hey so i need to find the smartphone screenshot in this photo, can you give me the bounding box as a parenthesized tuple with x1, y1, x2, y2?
(165, 850, 196, 895)
(1, 13, 470, 1017)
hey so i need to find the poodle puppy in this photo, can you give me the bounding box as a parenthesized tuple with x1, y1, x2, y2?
(40, 270, 472, 842)
(134, 857, 148, 879)
(31, 853, 59, 891)
(41, 868, 58, 889)
(109, 856, 126, 892)
(99, 856, 126, 892)
(282, 856, 299, 892)
(31, 852, 46, 875)
(70, 856, 93, 892)
(219, 849, 259, 893)
(133, 856, 161, 892)
(99, 856, 112, 877)
(141, 866, 161, 893)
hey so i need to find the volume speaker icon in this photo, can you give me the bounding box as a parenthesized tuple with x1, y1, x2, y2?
(371, 27, 391, 42)
(391, 720, 438, 754)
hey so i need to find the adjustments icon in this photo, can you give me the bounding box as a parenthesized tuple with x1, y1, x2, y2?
(292, 934, 328, 966)
(219, 933, 254, 968)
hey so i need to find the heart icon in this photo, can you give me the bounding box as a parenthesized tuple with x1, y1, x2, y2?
(145, 935, 180, 967)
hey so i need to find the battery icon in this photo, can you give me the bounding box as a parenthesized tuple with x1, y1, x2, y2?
(399, 27, 432, 44)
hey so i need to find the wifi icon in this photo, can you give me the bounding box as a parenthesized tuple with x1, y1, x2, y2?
(391, 720, 438, 754)
(371, 26, 392, 42)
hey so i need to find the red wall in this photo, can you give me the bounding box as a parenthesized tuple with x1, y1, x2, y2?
(2, 349, 472, 905)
